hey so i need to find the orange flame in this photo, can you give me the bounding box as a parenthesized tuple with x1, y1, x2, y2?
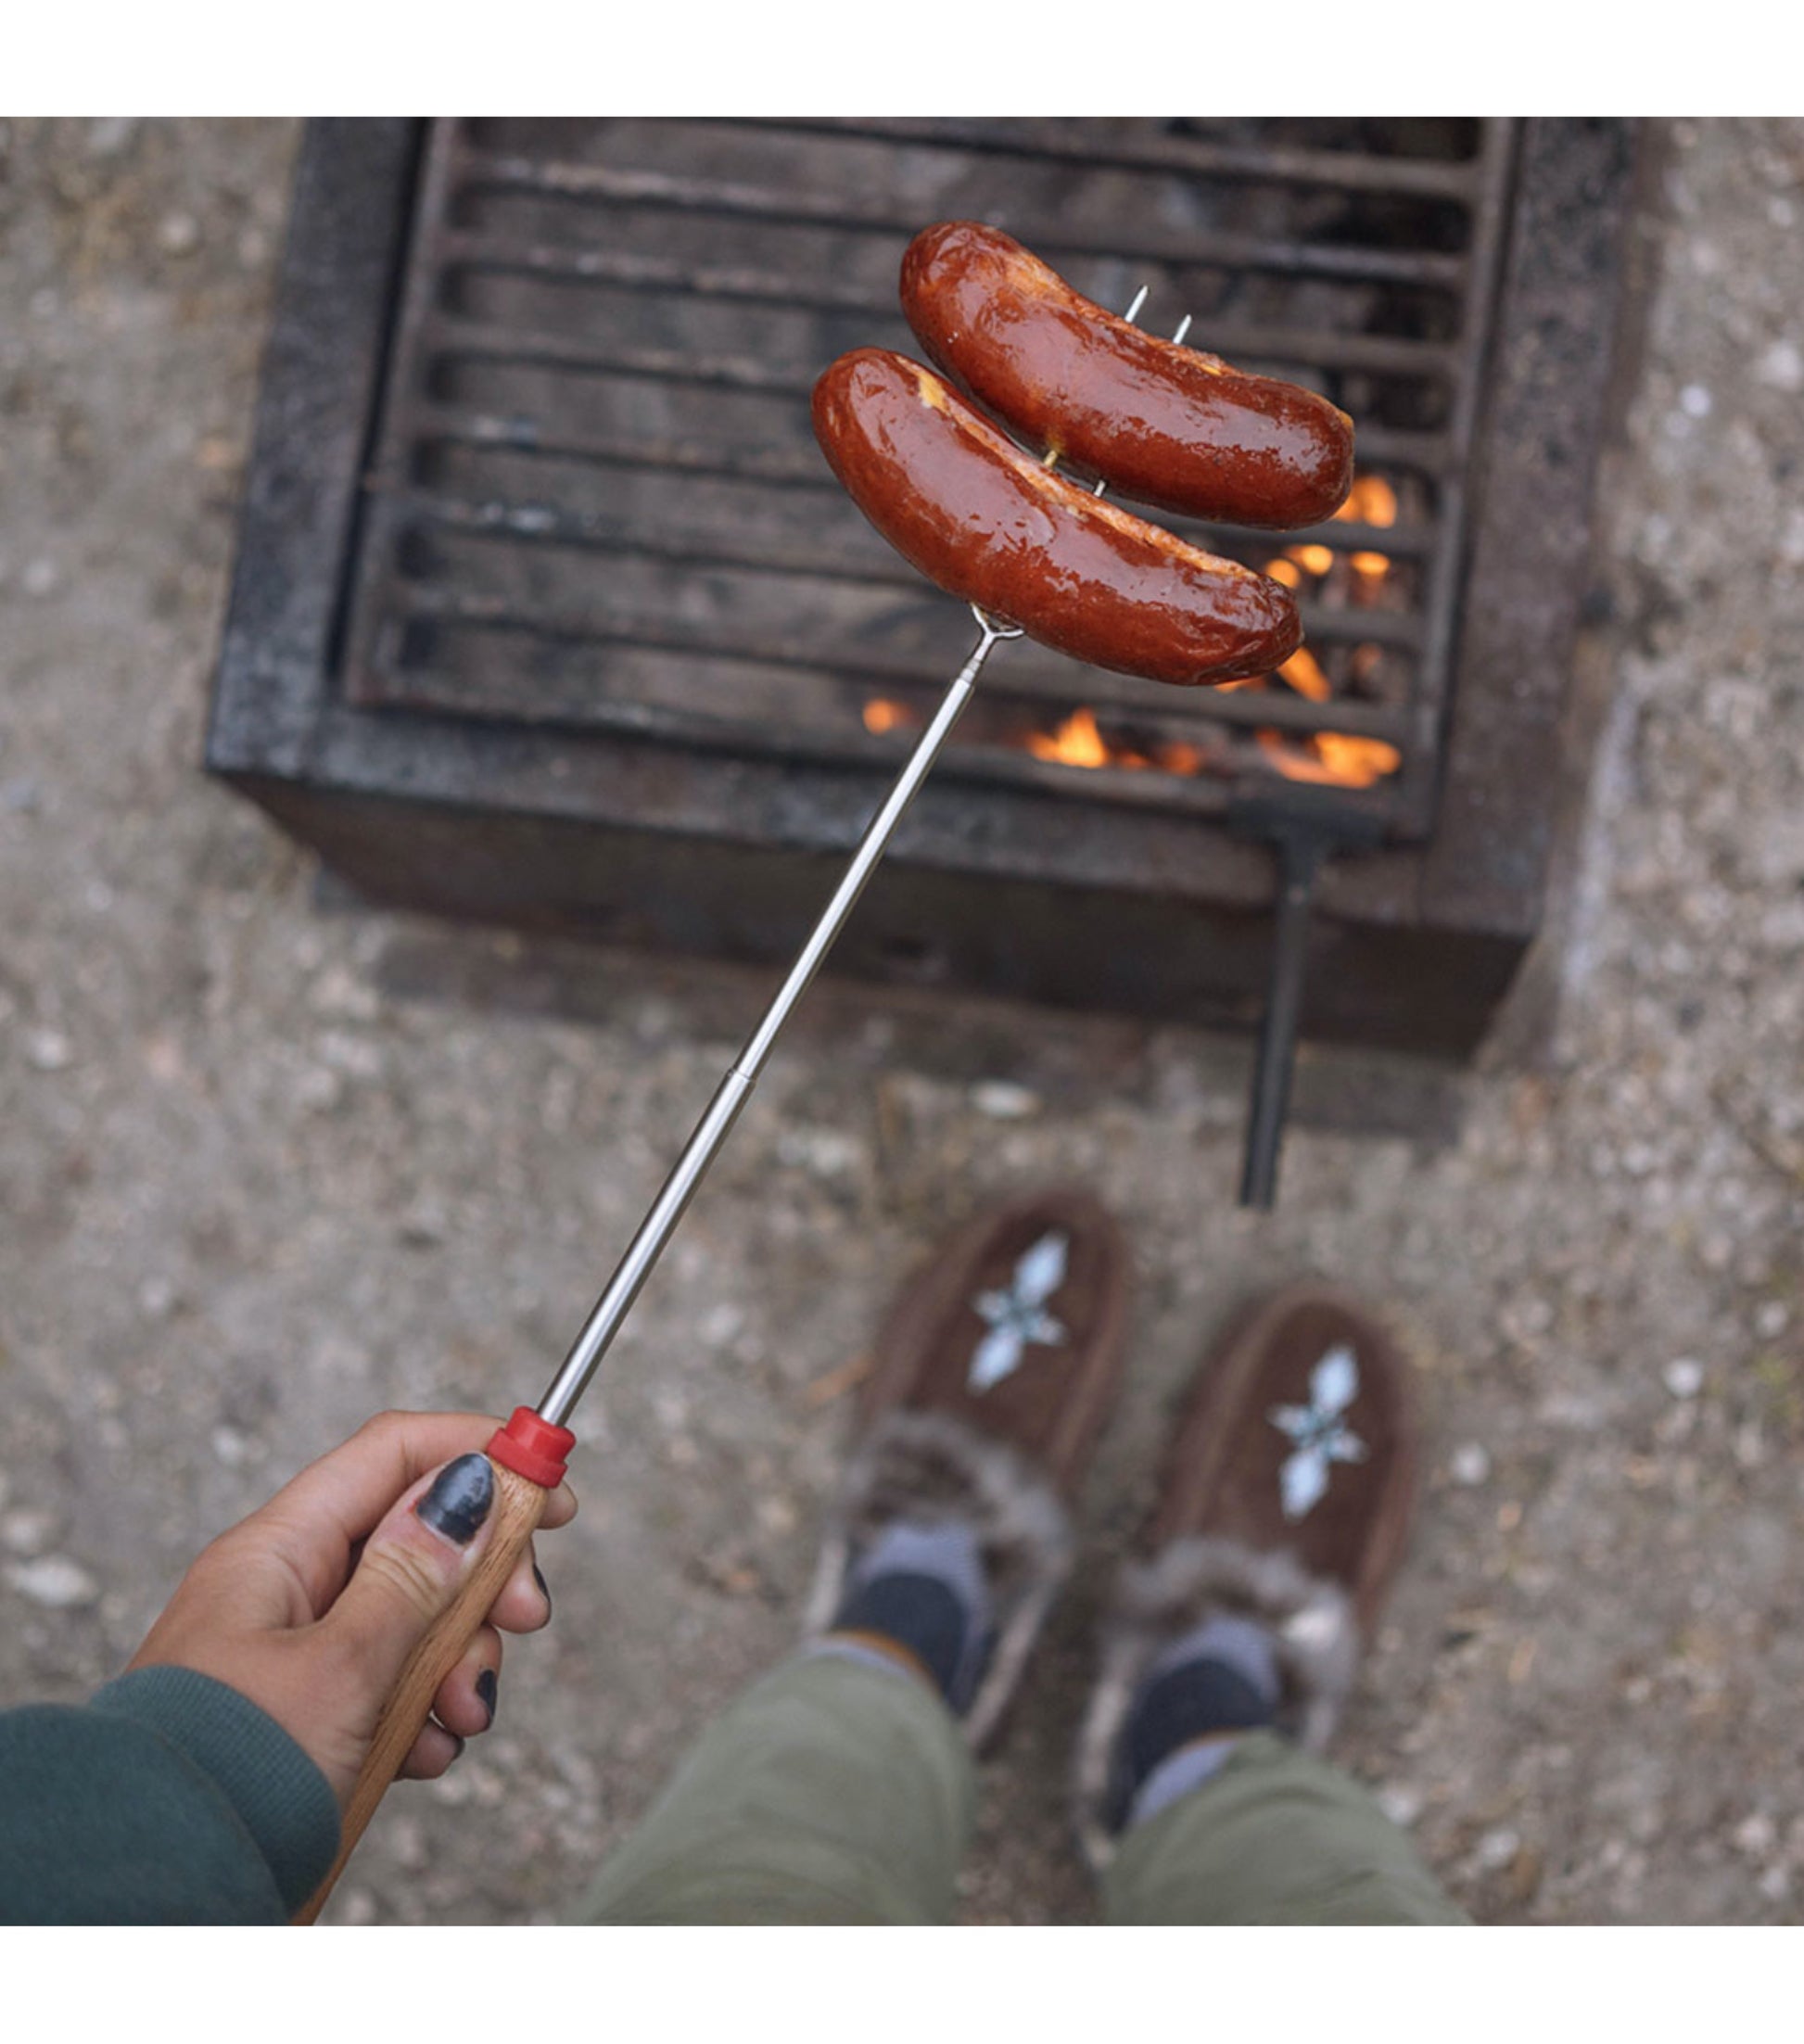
(1332, 476, 1399, 528)
(1027, 705, 1111, 768)
(1257, 729, 1402, 788)
(862, 698, 910, 734)
(1278, 649, 1332, 703)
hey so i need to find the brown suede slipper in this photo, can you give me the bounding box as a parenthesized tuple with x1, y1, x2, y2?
(1074, 1282, 1418, 1865)
(803, 1187, 1132, 1749)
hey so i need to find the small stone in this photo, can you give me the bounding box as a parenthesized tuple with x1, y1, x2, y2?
(387, 1815, 428, 1871)
(158, 211, 200, 256)
(1477, 1826, 1521, 1870)
(6, 1555, 100, 1608)
(397, 1200, 448, 1249)
(699, 1302, 744, 1348)
(1, 780, 42, 814)
(86, 117, 138, 158)
(1377, 1783, 1425, 1828)
(137, 1274, 177, 1319)
(1663, 1357, 1705, 1399)
(21, 557, 60, 598)
(1760, 1865, 1792, 1902)
(971, 1080, 1041, 1121)
(336, 1886, 378, 1925)
(1734, 1811, 1777, 1858)
(25, 1029, 72, 1072)
(1679, 383, 1713, 418)
(210, 1426, 252, 1468)
(317, 1030, 383, 1080)
(775, 1125, 860, 1177)
(1754, 1301, 1790, 1339)
(1450, 1442, 1492, 1487)
(2, 1509, 55, 1557)
(1757, 339, 1804, 393)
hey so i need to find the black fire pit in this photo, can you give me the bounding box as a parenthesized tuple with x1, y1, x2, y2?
(209, 119, 1645, 1195)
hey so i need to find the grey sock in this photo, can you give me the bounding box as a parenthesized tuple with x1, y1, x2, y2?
(1143, 1612, 1281, 1706)
(1123, 1614, 1284, 1831)
(813, 1519, 994, 1709)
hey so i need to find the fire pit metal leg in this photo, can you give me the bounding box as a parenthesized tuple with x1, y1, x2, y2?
(1239, 832, 1323, 1212)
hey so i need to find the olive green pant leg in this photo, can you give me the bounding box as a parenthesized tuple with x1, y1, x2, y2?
(1102, 1730, 1468, 1924)
(575, 1652, 976, 1924)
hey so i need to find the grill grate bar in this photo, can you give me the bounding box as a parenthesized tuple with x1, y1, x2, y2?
(389, 475, 1438, 570)
(757, 118, 1488, 203)
(410, 401, 832, 487)
(459, 151, 1470, 292)
(426, 287, 1465, 387)
(383, 578, 1426, 697)
(411, 400, 1461, 511)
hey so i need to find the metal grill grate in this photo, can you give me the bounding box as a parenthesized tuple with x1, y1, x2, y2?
(343, 118, 1518, 838)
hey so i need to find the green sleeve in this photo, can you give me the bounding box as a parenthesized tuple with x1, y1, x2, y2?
(0, 1666, 340, 1923)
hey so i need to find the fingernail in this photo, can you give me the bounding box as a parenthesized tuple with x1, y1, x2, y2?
(532, 1562, 552, 1617)
(476, 1668, 499, 1728)
(415, 1454, 494, 1545)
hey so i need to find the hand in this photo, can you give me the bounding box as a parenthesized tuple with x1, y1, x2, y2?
(126, 1411, 578, 1811)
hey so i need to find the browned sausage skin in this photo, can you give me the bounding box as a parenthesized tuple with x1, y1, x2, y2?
(812, 349, 1302, 688)
(900, 221, 1354, 530)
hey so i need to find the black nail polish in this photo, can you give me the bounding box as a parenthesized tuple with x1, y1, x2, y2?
(415, 1454, 494, 1545)
(476, 1668, 499, 1728)
(532, 1562, 552, 1616)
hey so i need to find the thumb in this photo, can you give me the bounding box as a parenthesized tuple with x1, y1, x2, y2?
(323, 1452, 498, 1704)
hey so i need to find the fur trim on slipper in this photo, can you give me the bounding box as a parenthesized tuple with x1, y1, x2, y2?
(1073, 1535, 1362, 1870)
(803, 1410, 1074, 1750)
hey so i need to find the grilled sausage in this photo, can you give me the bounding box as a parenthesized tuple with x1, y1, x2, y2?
(812, 349, 1302, 687)
(899, 221, 1353, 529)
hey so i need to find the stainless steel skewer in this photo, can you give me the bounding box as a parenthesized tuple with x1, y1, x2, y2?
(536, 605, 1018, 1425)
(535, 289, 1175, 1430)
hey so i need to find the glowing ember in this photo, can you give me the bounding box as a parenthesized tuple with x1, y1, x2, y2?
(1350, 551, 1391, 579)
(1027, 705, 1110, 768)
(862, 698, 911, 734)
(1288, 543, 1335, 577)
(1264, 557, 1303, 590)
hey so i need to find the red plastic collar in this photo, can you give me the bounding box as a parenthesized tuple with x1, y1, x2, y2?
(488, 1406, 577, 1489)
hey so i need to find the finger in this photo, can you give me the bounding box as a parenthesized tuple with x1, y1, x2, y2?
(245, 1412, 577, 1615)
(317, 1452, 502, 1706)
(429, 1623, 504, 1740)
(488, 1541, 554, 1635)
(399, 1719, 465, 1782)
(244, 1413, 504, 1612)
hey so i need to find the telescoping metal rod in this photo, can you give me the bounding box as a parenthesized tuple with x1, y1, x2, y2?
(535, 611, 1017, 1428)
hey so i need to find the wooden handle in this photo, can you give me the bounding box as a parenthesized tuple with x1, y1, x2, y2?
(293, 1460, 551, 1923)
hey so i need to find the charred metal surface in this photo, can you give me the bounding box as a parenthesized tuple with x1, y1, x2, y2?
(209, 119, 1642, 1060)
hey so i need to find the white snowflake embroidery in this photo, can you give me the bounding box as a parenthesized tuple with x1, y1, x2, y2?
(967, 1231, 1070, 1393)
(1266, 1342, 1369, 1520)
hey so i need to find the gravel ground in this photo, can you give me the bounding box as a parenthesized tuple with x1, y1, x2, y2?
(2, 118, 1800, 1925)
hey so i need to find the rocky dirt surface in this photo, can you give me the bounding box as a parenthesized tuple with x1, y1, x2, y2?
(1, 119, 1799, 1924)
